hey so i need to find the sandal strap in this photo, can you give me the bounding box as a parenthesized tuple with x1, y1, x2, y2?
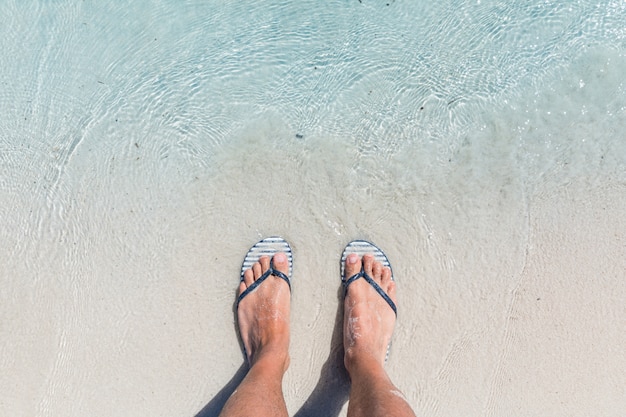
(237, 260, 291, 308)
(343, 269, 397, 316)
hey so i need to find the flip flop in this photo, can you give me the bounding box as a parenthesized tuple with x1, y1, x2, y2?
(341, 240, 396, 362)
(237, 236, 293, 309)
(341, 240, 397, 316)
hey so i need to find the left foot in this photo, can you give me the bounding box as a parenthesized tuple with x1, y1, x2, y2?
(237, 253, 291, 371)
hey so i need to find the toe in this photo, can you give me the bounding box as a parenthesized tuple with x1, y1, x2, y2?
(372, 260, 383, 282)
(252, 261, 262, 280)
(381, 268, 396, 298)
(344, 253, 362, 279)
(238, 281, 247, 297)
(381, 266, 392, 283)
(243, 268, 255, 286)
(386, 280, 396, 300)
(272, 252, 289, 275)
(362, 254, 375, 278)
(258, 255, 270, 274)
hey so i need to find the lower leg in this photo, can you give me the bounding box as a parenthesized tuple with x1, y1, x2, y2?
(219, 354, 289, 417)
(345, 355, 415, 417)
(343, 253, 416, 417)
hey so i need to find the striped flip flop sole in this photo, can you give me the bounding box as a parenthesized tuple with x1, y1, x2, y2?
(341, 240, 393, 281)
(240, 236, 293, 281)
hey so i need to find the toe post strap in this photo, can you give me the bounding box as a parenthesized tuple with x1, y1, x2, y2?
(237, 260, 291, 308)
(343, 269, 397, 316)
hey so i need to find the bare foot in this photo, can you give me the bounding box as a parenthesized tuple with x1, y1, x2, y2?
(343, 253, 397, 372)
(238, 252, 291, 371)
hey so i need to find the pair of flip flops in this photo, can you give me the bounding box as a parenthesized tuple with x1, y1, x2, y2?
(237, 237, 396, 363)
(237, 237, 397, 317)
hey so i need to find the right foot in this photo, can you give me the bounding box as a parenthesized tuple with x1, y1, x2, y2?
(343, 253, 397, 372)
(238, 253, 291, 371)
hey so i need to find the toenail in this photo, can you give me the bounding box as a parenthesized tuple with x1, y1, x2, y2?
(274, 252, 287, 263)
(347, 253, 358, 264)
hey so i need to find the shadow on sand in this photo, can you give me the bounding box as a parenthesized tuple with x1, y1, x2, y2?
(293, 293, 350, 417)
(194, 363, 247, 417)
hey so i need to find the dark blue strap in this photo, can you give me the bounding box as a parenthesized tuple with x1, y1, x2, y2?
(237, 260, 291, 308)
(343, 269, 397, 316)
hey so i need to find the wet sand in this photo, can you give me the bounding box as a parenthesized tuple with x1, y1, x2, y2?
(3, 138, 624, 417)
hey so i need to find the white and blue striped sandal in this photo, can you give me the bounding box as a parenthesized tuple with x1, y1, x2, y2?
(341, 240, 396, 362)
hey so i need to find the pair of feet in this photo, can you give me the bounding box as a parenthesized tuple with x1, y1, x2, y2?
(237, 251, 397, 376)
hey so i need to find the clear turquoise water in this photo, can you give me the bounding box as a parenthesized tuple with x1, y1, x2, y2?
(1, 1, 625, 416)
(2, 1, 624, 173)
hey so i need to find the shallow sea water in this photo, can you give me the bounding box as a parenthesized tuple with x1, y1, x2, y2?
(1, 1, 625, 416)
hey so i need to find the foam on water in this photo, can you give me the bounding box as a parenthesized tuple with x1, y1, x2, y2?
(0, 1, 625, 416)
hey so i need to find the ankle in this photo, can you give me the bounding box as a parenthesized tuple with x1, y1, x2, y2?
(344, 347, 384, 378)
(250, 346, 290, 374)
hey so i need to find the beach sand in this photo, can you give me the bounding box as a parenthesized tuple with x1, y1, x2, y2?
(2, 133, 624, 416)
(1, 2, 625, 416)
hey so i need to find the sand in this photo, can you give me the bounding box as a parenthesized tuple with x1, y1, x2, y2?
(198, 178, 626, 417)
(3, 139, 624, 417)
(1, 2, 625, 416)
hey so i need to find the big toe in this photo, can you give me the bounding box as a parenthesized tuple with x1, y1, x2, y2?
(344, 253, 362, 279)
(272, 252, 289, 275)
